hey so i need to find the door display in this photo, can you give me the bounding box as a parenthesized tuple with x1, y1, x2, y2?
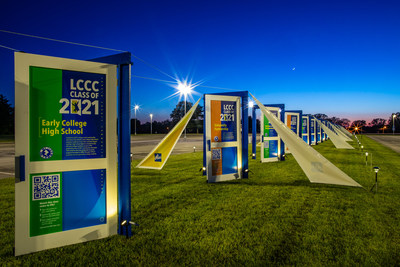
(205, 95, 242, 182)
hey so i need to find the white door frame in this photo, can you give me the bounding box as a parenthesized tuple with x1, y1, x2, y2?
(14, 52, 117, 256)
(260, 107, 281, 162)
(205, 95, 242, 182)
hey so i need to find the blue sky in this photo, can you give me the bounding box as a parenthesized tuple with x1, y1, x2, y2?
(0, 0, 399, 123)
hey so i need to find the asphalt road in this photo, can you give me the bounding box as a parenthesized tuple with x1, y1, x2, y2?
(0, 142, 14, 179)
(366, 135, 400, 154)
(131, 134, 203, 161)
(0, 134, 204, 179)
(3, 133, 395, 179)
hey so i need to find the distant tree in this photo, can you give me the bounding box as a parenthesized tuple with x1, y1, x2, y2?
(341, 118, 351, 128)
(369, 118, 386, 128)
(351, 120, 366, 127)
(170, 101, 191, 125)
(314, 113, 328, 120)
(350, 120, 366, 133)
(170, 101, 203, 133)
(365, 118, 387, 133)
(152, 120, 172, 134)
(0, 94, 14, 135)
(130, 118, 141, 134)
(329, 117, 343, 125)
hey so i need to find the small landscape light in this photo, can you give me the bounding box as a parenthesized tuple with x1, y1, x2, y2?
(370, 166, 380, 193)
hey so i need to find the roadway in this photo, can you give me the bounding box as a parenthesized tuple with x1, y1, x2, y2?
(366, 135, 400, 154)
(4, 133, 396, 180)
(0, 134, 204, 179)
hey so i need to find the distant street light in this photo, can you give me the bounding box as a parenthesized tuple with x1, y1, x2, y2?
(134, 105, 139, 135)
(177, 80, 193, 140)
(150, 114, 153, 134)
(393, 114, 396, 135)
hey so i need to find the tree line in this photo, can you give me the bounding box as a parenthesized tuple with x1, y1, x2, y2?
(0, 94, 398, 135)
(131, 101, 204, 134)
(0, 94, 14, 135)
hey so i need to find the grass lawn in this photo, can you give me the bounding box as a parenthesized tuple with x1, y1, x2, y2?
(1, 136, 400, 265)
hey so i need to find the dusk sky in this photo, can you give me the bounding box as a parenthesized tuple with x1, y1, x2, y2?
(1, 0, 399, 123)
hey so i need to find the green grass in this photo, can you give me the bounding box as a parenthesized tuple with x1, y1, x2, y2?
(1, 136, 400, 265)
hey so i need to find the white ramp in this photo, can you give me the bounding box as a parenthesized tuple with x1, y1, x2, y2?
(328, 122, 353, 142)
(316, 119, 354, 149)
(251, 93, 361, 187)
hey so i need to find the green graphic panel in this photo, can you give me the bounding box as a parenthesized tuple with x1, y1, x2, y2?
(30, 173, 63, 237)
(263, 147, 269, 159)
(29, 67, 62, 161)
(263, 115, 270, 137)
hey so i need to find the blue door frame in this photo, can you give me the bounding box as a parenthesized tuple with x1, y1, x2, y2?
(90, 52, 133, 237)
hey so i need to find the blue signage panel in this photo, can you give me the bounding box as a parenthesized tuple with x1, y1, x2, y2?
(61, 70, 106, 160)
(63, 169, 106, 230)
(269, 140, 278, 157)
(310, 120, 315, 143)
(211, 100, 237, 143)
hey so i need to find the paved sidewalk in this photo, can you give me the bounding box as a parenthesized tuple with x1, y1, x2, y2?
(366, 135, 400, 154)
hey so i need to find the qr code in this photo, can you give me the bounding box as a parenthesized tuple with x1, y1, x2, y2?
(212, 148, 221, 160)
(33, 174, 60, 201)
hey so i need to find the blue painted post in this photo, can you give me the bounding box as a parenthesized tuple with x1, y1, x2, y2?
(242, 93, 249, 178)
(119, 63, 132, 236)
(203, 95, 207, 175)
(252, 107, 256, 159)
(89, 52, 133, 237)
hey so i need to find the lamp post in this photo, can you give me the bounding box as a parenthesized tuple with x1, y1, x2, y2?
(393, 114, 396, 135)
(184, 93, 187, 140)
(134, 105, 139, 135)
(150, 114, 153, 134)
(177, 81, 192, 141)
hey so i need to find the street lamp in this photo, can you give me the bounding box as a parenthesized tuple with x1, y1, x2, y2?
(393, 114, 396, 135)
(150, 114, 153, 134)
(177, 80, 193, 140)
(134, 105, 139, 135)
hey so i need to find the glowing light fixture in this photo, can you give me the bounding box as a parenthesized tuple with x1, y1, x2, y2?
(134, 105, 139, 135)
(177, 80, 194, 140)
